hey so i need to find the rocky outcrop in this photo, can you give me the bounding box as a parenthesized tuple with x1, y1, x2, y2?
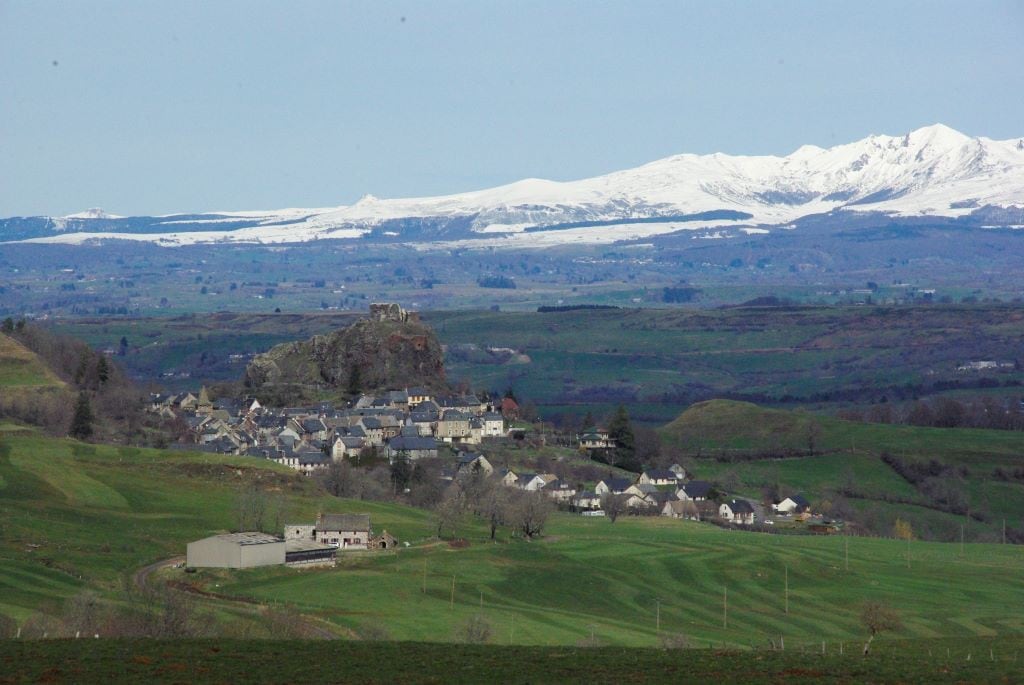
(244, 308, 446, 398)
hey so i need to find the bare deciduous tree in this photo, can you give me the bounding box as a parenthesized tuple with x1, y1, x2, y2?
(510, 490, 554, 539)
(434, 486, 466, 539)
(861, 601, 903, 655)
(601, 493, 628, 523)
(455, 614, 493, 644)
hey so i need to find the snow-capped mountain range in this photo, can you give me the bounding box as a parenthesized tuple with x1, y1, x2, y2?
(5, 124, 1024, 248)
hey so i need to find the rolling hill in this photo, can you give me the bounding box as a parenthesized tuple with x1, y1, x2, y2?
(660, 400, 1024, 542)
(3, 429, 1024, 658)
(0, 332, 65, 390)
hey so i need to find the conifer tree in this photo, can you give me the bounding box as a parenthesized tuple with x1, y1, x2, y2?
(347, 364, 362, 396)
(607, 404, 637, 468)
(69, 392, 94, 440)
(96, 357, 110, 385)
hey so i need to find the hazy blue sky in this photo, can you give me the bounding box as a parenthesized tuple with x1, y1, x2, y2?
(2, 1, 1022, 216)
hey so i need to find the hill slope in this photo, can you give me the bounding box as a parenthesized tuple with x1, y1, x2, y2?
(0, 333, 65, 389)
(3, 429, 1024, 654)
(660, 400, 1024, 541)
(244, 311, 447, 403)
(0, 430, 436, 623)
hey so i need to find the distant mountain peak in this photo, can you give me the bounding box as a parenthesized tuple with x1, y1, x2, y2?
(62, 208, 123, 220)
(6, 124, 1023, 248)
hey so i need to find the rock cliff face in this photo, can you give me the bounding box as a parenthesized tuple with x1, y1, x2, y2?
(244, 309, 446, 398)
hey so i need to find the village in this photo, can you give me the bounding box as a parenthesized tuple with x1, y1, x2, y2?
(154, 382, 842, 554)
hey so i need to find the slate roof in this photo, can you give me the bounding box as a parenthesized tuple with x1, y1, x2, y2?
(388, 436, 438, 451)
(643, 468, 678, 481)
(681, 480, 713, 498)
(317, 513, 370, 532)
(725, 498, 755, 514)
(600, 477, 633, 493)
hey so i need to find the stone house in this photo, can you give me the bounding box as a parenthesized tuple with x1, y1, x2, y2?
(314, 513, 371, 549)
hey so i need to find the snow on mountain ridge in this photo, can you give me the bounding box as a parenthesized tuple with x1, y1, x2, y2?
(11, 124, 1024, 247)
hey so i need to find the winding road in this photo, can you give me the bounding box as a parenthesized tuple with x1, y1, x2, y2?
(132, 556, 338, 639)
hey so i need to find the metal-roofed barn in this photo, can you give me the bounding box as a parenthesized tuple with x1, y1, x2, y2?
(186, 532, 286, 568)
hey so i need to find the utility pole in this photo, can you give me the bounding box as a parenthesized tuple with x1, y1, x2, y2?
(785, 565, 789, 615)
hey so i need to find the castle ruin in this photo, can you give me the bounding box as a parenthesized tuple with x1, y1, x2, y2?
(368, 303, 419, 323)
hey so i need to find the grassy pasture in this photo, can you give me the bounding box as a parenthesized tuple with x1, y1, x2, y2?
(209, 514, 1024, 648)
(661, 400, 1024, 540)
(0, 333, 64, 389)
(0, 432, 438, 621)
(1, 427, 1023, 662)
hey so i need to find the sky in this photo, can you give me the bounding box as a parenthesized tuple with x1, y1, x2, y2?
(1, 0, 1023, 217)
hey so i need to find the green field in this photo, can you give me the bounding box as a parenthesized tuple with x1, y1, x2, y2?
(2, 637, 1023, 684)
(0, 333, 64, 389)
(200, 513, 1024, 649)
(3, 427, 1024, 669)
(662, 400, 1024, 541)
(0, 431, 437, 622)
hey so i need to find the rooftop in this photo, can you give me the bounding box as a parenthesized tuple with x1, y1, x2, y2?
(208, 532, 283, 546)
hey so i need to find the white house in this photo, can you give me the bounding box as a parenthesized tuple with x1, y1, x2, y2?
(481, 413, 505, 438)
(719, 499, 756, 525)
(677, 480, 713, 501)
(773, 494, 811, 515)
(639, 469, 679, 487)
(595, 478, 632, 496)
(515, 473, 547, 491)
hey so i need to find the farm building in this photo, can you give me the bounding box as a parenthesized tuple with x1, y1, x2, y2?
(186, 532, 285, 569)
(284, 539, 338, 567)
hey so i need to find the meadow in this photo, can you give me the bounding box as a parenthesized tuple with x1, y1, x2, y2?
(0, 431, 437, 622)
(663, 400, 1024, 542)
(202, 513, 1024, 649)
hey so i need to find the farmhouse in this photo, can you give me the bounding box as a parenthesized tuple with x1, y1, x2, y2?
(595, 477, 632, 495)
(773, 494, 811, 515)
(186, 532, 285, 569)
(573, 491, 602, 510)
(385, 435, 439, 461)
(455, 451, 493, 476)
(678, 480, 713, 501)
(579, 429, 614, 450)
(515, 473, 547, 491)
(639, 469, 679, 487)
(720, 499, 756, 525)
(315, 513, 371, 549)
(662, 499, 699, 520)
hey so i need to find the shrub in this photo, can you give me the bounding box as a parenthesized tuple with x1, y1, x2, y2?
(455, 615, 492, 644)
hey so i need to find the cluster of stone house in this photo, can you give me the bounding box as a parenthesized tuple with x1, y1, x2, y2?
(150, 386, 508, 475)
(465, 460, 769, 527)
(186, 512, 397, 570)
